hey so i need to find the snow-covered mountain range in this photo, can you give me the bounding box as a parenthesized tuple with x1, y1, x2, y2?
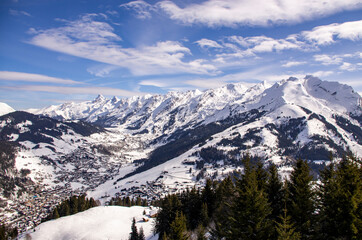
(1, 75, 362, 232)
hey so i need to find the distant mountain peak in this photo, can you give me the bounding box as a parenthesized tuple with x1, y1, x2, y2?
(93, 94, 106, 103)
(0, 102, 15, 116)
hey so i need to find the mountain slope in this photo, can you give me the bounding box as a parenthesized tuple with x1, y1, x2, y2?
(2, 75, 362, 233)
(0, 102, 15, 116)
(22, 206, 157, 240)
(86, 76, 362, 201)
(30, 76, 362, 167)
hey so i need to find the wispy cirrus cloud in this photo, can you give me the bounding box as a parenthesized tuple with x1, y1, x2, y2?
(282, 61, 307, 68)
(2, 85, 147, 97)
(314, 52, 362, 72)
(228, 35, 308, 52)
(156, 0, 362, 27)
(120, 0, 156, 19)
(9, 9, 31, 17)
(0, 71, 80, 85)
(314, 54, 343, 65)
(86, 65, 120, 77)
(193, 20, 362, 65)
(28, 14, 218, 76)
(195, 39, 223, 49)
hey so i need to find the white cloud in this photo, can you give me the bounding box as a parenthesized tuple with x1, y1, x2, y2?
(282, 61, 307, 68)
(207, 35, 308, 64)
(87, 65, 119, 77)
(157, 0, 362, 27)
(120, 1, 155, 19)
(312, 71, 334, 78)
(302, 20, 362, 45)
(28, 14, 217, 76)
(0, 71, 80, 85)
(229, 35, 304, 52)
(195, 39, 222, 48)
(339, 62, 358, 71)
(3, 85, 147, 97)
(314, 53, 362, 72)
(9, 9, 31, 17)
(314, 54, 343, 65)
(249, 37, 303, 52)
(139, 80, 172, 88)
(199, 20, 362, 65)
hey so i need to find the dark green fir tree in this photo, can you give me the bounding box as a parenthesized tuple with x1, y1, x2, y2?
(276, 207, 301, 240)
(287, 159, 315, 240)
(228, 157, 272, 240)
(318, 156, 361, 240)
(169, 211, 188, 240)
(138, 227, 145, 240)
(129, 217, 138, 240)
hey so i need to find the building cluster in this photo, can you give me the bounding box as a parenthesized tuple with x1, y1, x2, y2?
(0, 185, 81, 234)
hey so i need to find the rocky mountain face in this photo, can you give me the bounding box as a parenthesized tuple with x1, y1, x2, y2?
(1, 75, 362, 232)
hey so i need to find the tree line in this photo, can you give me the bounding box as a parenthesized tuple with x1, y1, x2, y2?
(108, 196, 148, 207)
(42, 195, 99, 222)
(154, 155, 361, 240)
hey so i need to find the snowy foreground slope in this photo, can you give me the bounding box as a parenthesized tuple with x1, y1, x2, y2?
(21, 206, 158, 240)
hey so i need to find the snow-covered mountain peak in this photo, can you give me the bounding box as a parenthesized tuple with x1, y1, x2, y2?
(0, 102, 15, 116)
(27, 76, 361, 134)
(250, 76, 361, 118)
(93, 94, 106, 103)
(303, 75, 361, 115)
(111, 96, 120, 103)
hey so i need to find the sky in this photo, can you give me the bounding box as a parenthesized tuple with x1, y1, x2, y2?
(0, 0, 362, 110)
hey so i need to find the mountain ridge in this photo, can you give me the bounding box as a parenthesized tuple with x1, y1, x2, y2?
(1, 75, 362, 233)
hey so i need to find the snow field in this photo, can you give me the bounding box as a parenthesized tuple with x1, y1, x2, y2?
(23, 206, 158, 240)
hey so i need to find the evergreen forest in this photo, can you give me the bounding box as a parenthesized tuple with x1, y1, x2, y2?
(154, 155, 361, 240)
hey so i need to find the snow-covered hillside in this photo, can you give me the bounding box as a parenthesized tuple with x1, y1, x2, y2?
(0, 102, 15, 116)
(23, 76, 362, 196)
(21, 206, 158, 240)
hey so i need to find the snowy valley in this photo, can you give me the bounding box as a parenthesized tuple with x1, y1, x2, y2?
(0, 75, 361, 236)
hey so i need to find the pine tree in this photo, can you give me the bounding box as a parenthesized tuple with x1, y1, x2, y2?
(212, 176, 235, 239)
(161, 232, 168, 240)
(129, 217, 138, 240)
(266, 164, 285, 240)
(318, 156, 361, 239)
(196, 225, 206, 240)
(256, 160, 268, 191)
(136, 197, 142, 206)
(276, 207, 301, 240)
(228, 158, 272, 240)
(316, 162, 338, 239)
(138, 227, 145, 240)
(155, 194, 182, 238)
(201, 179, 215, 217)
(181, 187, 201, 230)
(70, 196, 78, 214)
(169, 211, 188, 240)
(287, 159, 315, 239)
(53, 208, 60, 219)
(200, 203, 209, 227)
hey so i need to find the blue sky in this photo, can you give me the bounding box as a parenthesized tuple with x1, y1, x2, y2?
(1, 0, 362, 110)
